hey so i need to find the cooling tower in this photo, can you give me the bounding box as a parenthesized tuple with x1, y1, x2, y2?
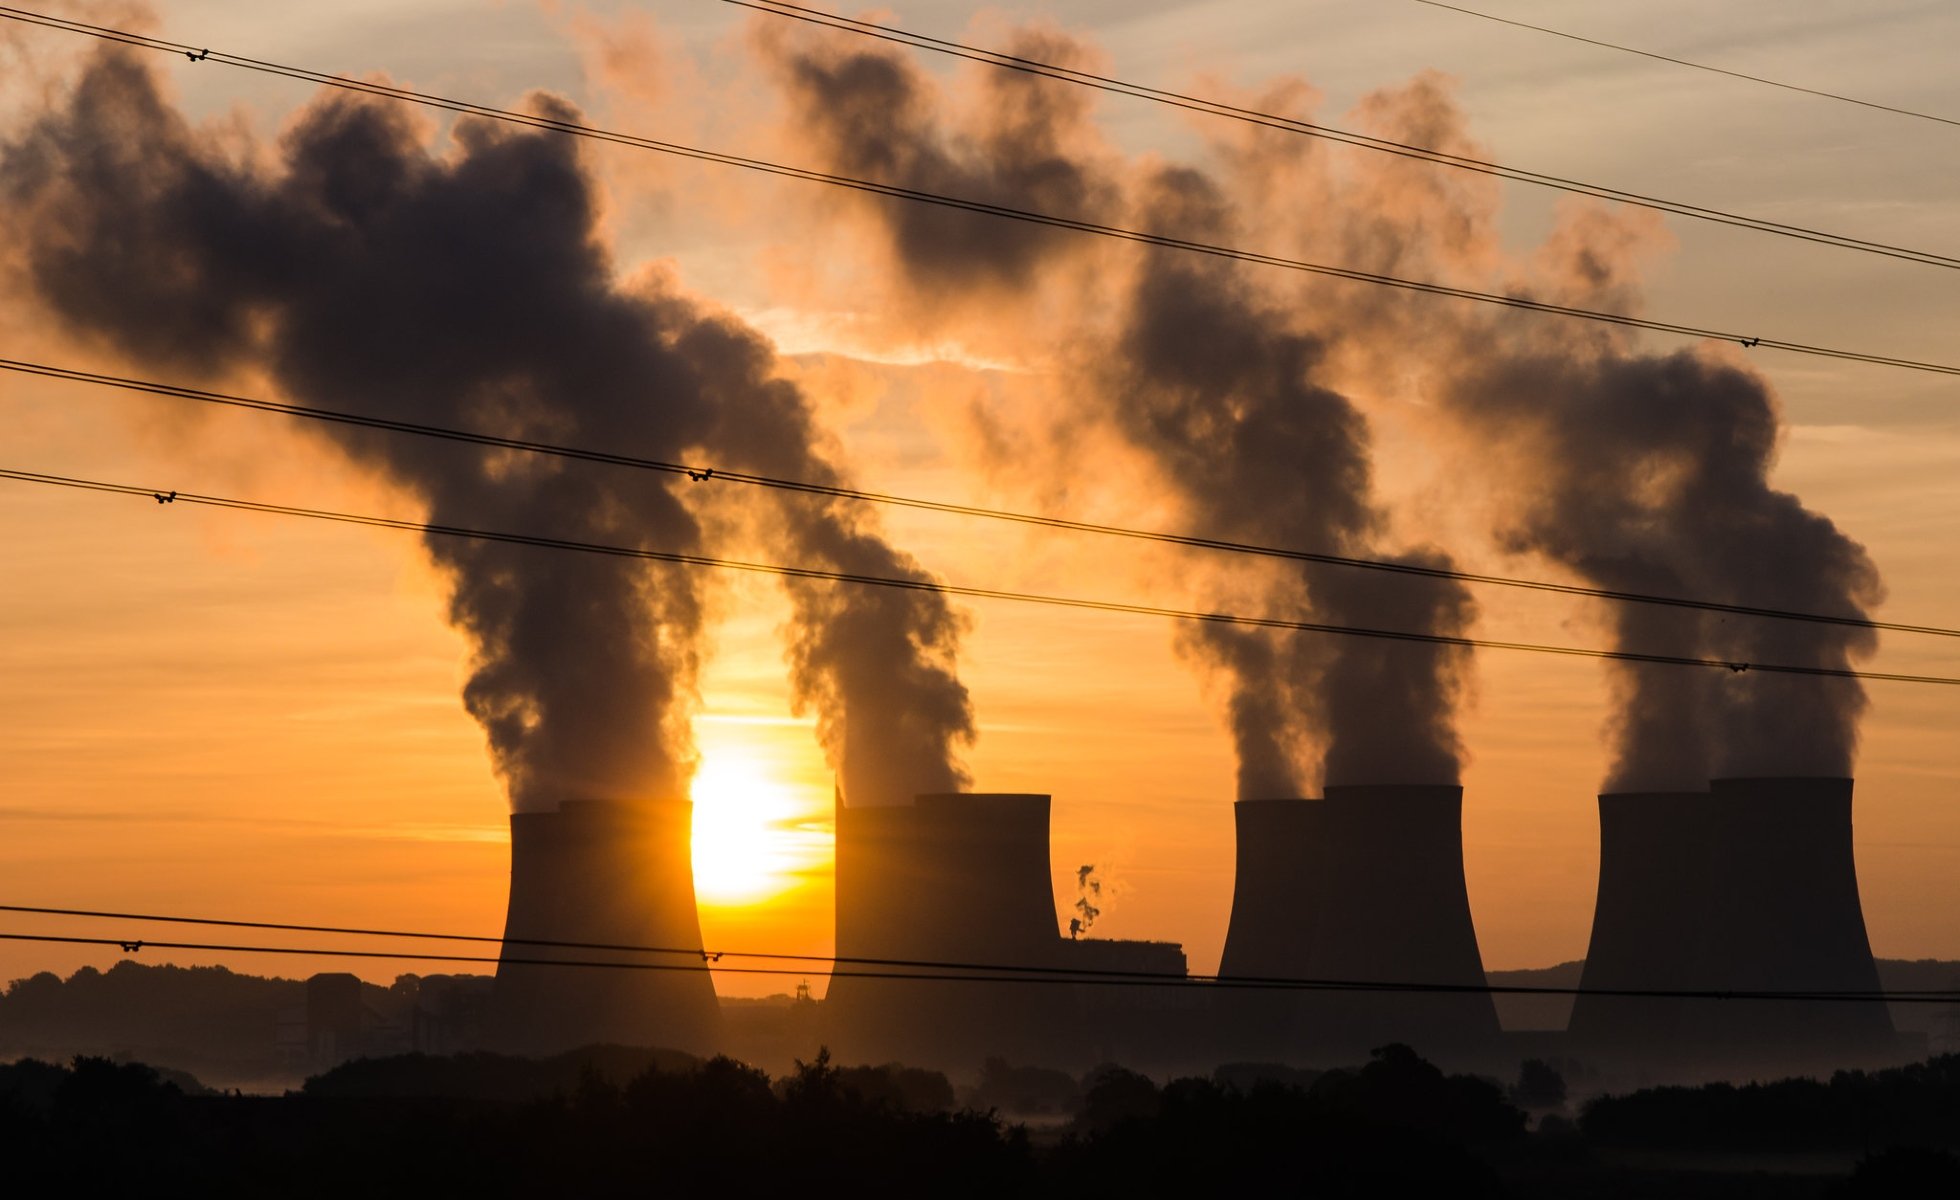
(1568, 791, 1719, 1056)
(826, 791, 1069, 1069)
(487, 799, 721, 1056)
(1306, 784, 1501, 1062)
(1700, 776, 1893, 1064)
(1214, 798, 1326, 1062)
(1215, 787, 1498, 1066)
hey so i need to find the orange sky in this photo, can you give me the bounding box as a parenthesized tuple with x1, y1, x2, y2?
(2, 1, 1957, 998)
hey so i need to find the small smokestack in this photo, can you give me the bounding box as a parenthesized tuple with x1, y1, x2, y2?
(826, 792, 1068, 1068)
(1569, 790, 1717, 1056)
(488, 799, 720, 1055)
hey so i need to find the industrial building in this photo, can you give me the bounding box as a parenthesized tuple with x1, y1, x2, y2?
(475, 772, 1899, 1080)
(826, 790, 1202, 1073)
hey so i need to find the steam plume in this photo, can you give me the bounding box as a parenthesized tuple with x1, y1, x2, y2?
(759, 13, 1878, 791)
(1072, 863, 1104, 938)
(1443, 339, 1880, 788)
(759, 22, 1475, 796)
(2, 45, 972, 808)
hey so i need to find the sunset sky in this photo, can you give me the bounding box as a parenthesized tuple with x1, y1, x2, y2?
(3, 0, 1956, 999)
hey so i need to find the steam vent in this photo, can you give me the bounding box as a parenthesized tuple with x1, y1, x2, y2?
(1573, 778, 1894, 1070)
(826, 792, 1070, 1069)
(487, 799, 721, 1056)
(1217, 786, 1499, 1065)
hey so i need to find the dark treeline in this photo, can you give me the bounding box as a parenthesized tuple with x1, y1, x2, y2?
(0, 961, 401, 1083)
(9, 960, 1958, 1081)
(0, 1044, 1520, 1197)
(1582, 1054, 1960, 1154)
(7, 1046, 1960, 1196)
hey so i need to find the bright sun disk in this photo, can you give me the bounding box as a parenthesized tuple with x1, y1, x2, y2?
(689, 757, 812, 905)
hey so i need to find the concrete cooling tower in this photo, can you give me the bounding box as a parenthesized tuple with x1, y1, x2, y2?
(1217, 786, 1499, 1066)
(1311, 784, 1501, 1060)
(826, 792, 1070, 1069)
(1215, 798, 1325, 1062)
(1702, 777, 1893, 1065)
(1572, 778, 1894, 1074)
(1568, 791, 1719, 1058)
(487, 799, 721, 1056)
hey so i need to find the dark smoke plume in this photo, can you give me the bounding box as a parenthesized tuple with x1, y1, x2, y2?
(761, 14, 1880, 792)
(1107, 169, 1473, 794)
(1444, 342, 1880, 788)
(760, 24, 1474, 796)
(2, 46, 972, 808)
(755, 17, 1116, 307)
(1205, 67, 1886, 789)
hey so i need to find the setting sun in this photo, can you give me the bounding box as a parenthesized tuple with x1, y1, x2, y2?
(689, 755, 826, 906)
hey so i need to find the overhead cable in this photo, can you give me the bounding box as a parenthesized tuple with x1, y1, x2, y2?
(1411, 0, 1960, 129)
(728, 0, 1960, 269)
(17, 900, 1960, 1001)
(1, 923, 1953, 1004)
(8, 354, 1950, 640)
(0, 7, 1956, 378)
(4, 465, 1955, 686)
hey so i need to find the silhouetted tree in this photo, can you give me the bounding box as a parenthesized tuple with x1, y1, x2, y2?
(1076, 1064, 1161, 1133)
(1511, 1057, 1569, 1110)
(1830, 1146, 1960, 1197)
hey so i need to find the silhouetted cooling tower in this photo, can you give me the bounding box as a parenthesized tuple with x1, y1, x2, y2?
(1568, 791, 1718, 1055)
(1215, 799, 1325, 1061)
(1215, 787, 1498, 1065)
(1572, 778, 1895, 1074)
(827, 792, 1068, 1069)
(488, 799, 721, 1055)
(1309, 784, 1500, 1061)
(1701, 776, 1893, 1064)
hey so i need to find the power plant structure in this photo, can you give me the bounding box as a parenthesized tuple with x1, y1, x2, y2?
(1572, 777, 1895, 1073)
(826, 791, 1071, 1068)
(825, 789, 1197, 1072)
(486, 798, 721, 1056)
(1061, 936, 1204, 1074)
(1217, 786, 1501, 1066)
(475, 775, 1899, 1080)
(1567, 789, 1717, 1058)
(1214, 798, 1325, 1063)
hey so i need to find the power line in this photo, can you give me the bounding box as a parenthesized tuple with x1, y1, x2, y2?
(0, 901, 1178, 983)
(1411, 0, 1960, 129)
(4, 464, 1956, 687)
(9, 354, 1950, 641)
(0, 7, 1956, 378)
(16, 901, 1960, 1002)
(728, 0, 1960, 270)
(2, 919, 1952, 1004)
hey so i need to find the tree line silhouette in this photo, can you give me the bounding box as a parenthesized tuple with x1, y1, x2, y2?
(7, 1043, 1960, 1195)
